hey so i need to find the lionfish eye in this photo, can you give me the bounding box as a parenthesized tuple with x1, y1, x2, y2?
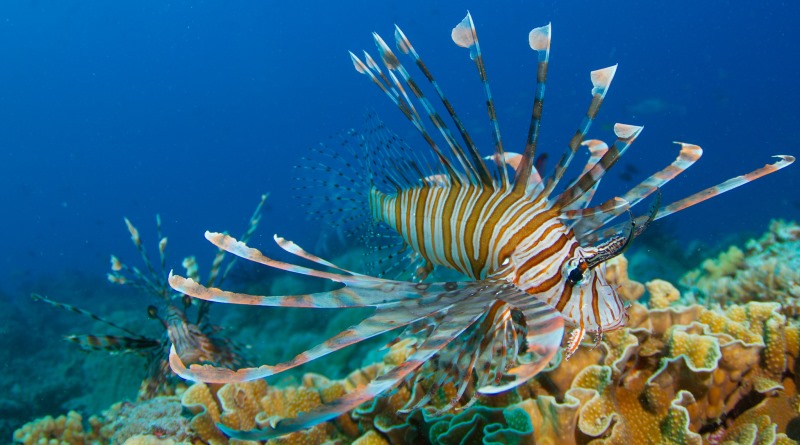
(565, 258, 588, 285)
(567, 267, 584, 285)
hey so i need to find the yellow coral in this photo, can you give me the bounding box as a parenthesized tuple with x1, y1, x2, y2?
(181, 382, 227, 445)
(646, 279, 680, 309)
(569, 365, 702, 444)
(218, 380, 268, 432)
(351, 430, 390, 445)
(518, 396, 580, 445)
(702, 245, 745, 278)
(604, 255, 645, 301)
(121, 435, 181, 445)
(13, 411, 86, 445)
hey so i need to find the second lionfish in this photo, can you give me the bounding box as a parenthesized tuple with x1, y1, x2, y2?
(167, 13, 793, 439)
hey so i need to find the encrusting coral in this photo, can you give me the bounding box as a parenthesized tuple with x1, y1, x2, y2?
(15, 221, 800, 445)
(683, 219, 800, 310)
(13, 411, 88, 445)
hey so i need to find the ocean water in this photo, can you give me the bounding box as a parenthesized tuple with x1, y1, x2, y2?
(1, 0, 798, 440)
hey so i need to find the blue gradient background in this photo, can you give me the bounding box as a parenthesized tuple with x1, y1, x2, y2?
(0, 0, 797, 298)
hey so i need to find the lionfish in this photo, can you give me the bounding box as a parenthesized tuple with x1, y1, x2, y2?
(167, 13, 793, 439)
(34, 194, 267, 398)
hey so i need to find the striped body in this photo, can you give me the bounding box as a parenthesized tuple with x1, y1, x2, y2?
(371, 184, 625, 334)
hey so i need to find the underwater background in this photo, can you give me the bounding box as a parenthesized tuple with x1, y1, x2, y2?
(2, 0, 799, 444)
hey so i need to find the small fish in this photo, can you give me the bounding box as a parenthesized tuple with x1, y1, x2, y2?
(168, 13, 793, 439)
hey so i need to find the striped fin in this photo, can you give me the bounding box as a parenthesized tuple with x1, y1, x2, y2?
(215, 310, 483, 440)
(168, 231, 565, 439)
(66, 334, 161, 354)
(167, 310, 393, 383)
(554, 123, 644, 209)
(560, 197, 630, 221)
(122, 217, 169, 299)
(394, 23, 493, 187)
(542, 65, 617, 198)
(584, 154, 795, 243)
(571, 142, 702, 239)
(653, 154, 795, 220)
(514, 23, 552, 193)
(31, 293, 149, 340)
(478, 297, 564, 394)
(210, 192, 268, 288)
(450, 12, 508, 186)
(202, 283, 561, 440)
(561, 140, 609, 211)
(350, 52, 460, 181)
(373, 32, 479, 185)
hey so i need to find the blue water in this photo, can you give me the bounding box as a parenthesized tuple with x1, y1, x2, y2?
(0, 0, 798, 328)
(1, 0, 799, 439)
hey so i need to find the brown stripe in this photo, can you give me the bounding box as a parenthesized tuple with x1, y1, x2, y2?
(402, 190, 415, 243)
(553, 244, 581, 312)
(475, 190, 516, 275)
(440, 184, 462, 272)
(554, 281, 574, 313)
(428, 188, 443, 263)
(463, 186, 493, 277)
(591, 273, 601, 328)
(537, 61, 548, 83)
(392, 194, 402, 236)
(568, 130, 583, 153)
(514, 225, 565, 279)
(498, 207, 558, 264)
(586, 93, 603, 120)
(527, 267, 567, 297)
(413, 186, 431, 261)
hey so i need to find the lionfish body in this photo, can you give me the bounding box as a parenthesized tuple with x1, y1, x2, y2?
(168, 13, 793, 440)
(33, 196, 265, 399)
(370, 182, 627, 342)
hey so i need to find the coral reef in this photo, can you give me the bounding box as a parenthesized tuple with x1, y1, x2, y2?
(15, 222, 800, 444)
(13, 411, 88, 445)
(682, 219, 800, 309)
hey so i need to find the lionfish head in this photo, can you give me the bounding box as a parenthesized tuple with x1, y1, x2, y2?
(558, 246, 627, 334)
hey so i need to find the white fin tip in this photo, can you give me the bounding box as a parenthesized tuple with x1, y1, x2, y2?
(452, 13, 476, 48)
(529, 23, 551, 51)
(614, 123, 643, 139)
(590, 64, 618, 91)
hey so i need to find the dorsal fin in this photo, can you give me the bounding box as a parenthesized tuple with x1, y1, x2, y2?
(513, 23, 551, 193)
(553, 123, 644, 209)
(542, 65, 618, 198)
(350, 51, 461, 183)
(451, 12, 508, 186)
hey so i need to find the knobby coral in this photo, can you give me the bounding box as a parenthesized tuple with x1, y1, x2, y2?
(683, 219, 800, 310)
(16, 222, 800, 445)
